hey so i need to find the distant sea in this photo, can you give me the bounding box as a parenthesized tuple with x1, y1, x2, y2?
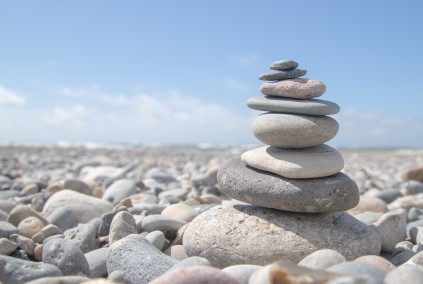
(0, 140, 422, 152)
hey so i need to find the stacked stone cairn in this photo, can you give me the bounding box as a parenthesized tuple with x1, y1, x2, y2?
(183, 59, 381, 268)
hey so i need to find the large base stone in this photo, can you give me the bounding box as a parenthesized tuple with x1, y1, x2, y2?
(183, 204, 381, 268)
(218, 158, 359, 213)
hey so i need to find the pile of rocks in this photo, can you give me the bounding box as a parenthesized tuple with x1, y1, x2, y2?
(183, 59, 381, 267)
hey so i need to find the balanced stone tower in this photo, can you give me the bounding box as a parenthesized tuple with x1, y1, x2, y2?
(183, 59, 381, 268)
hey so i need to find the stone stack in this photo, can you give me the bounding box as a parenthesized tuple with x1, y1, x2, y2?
(183, 59, 382, 268)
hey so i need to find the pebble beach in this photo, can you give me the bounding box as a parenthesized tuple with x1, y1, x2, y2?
(1, 59, 423, 284)
(0, 144, 423, 283)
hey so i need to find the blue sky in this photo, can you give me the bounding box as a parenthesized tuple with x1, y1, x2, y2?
(0, 1, 422, 147)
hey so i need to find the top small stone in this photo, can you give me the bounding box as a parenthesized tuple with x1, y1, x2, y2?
(270, 59, 299, 71)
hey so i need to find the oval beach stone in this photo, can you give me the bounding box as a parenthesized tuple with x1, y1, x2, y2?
(183, 204, 381, 267)
(247, 96, 339, 115)
(218, 158, 359, 212)
(259, 69, 307, 81)
(270, 59, 298, 70)
(260, 78, 326, 99)
(252, 113, 339, 148)
(43, 190, 113, 224)
(241, 144, 344, 179)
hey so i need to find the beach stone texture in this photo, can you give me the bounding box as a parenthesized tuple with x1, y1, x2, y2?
(150, 266, 240, 284)
(247, 96, 339, 115)
(0, 255, 62, 284)
(298, 249, 346, 270)
(102, 179, 138, 205)
(25, 276, 89, 284)
(252, 113, 339, 148)
(107, 234, 177, 284)
(259, 69, 307, 81)
(270, 59, 298, 70)
(222, 264, 261, 284)
(241, 144, 344, 179)
(403, 166, 423, 182)
(260, 78, 326, 99)
(43, 238, 90, 276)
(249, 260, 344, 284)
(183, 204, 381, 267)
(0, 238, 18, 255)
(218, 158, 359, 213)
(43, 190, 113, 223)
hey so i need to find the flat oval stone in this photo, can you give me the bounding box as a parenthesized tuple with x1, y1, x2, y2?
(270, 59, 298, 71)
(247, 96, 340, 115)
(252, 113, 339, 148)
(218, 158, 359, 213)
(298, 249, 346, 270)
(260, 78, 326, 99)
(259, 69, 307, 81)
(247, 96, 339, 115)
(183, 204, 381, 267)
(43, 190, 113, 224)
(241, 145, 344, 179)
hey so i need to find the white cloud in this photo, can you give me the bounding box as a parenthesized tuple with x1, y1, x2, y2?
(231, 54, 259, 67)
(0, 88, 253, 144)
(222, 77, 251, 93)
(42, 105, 88, 127)
(0, 85, 26, 106)
(59, 85, 128, 105)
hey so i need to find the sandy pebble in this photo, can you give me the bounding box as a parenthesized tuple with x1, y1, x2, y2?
(298, 249, 346, 270)
(17, 216, 45, 238)
(161, 203, 198, 222)
(109, 211, 137, 244)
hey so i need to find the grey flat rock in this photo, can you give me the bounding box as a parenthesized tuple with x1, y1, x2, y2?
(241, 144, 344, 179)
(64, 223, 99, 253)
(43, 238, 90, 276)
(270, 59, 298, 70)
(259, 69, 307, 81)
(247, 96, 339, 115)
(102, 179, 138, 205)
(183, 204, 381, 267)
(0, 221, 18, 238)
(107, 234, 177, 284)
(252, 113, 339, 148)
(371, 208, 407, 253)
(63, 179, 92, 195)
(43, 190, 113, 224)
(85, 247, 108, 278)
(142, 215, 187, 239)
(0, 238, 18, 255)
(46, 207, 77, 232)
(0, 255, 62, 284)
(218, 158, 359, 213)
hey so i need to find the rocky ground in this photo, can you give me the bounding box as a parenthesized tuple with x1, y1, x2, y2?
(1, 145, 423, 283)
